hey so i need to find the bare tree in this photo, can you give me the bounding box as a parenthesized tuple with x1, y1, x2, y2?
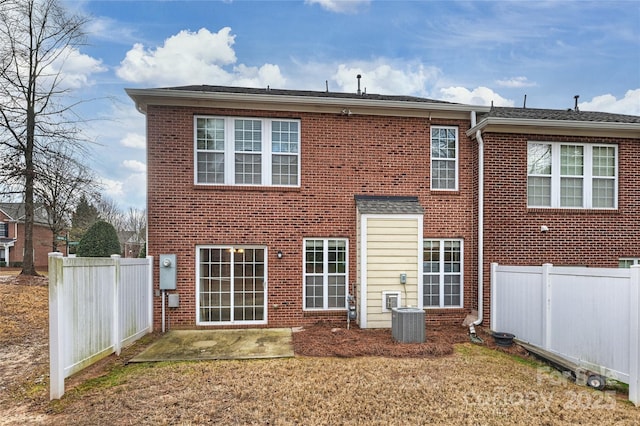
(0, 0, 89, 275)
(124, 206, 146, 241)
(96, 195, 125, 232)
(35, 143, 98, 253)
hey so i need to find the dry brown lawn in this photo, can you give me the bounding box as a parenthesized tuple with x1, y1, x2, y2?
(1, 274, 638, 425)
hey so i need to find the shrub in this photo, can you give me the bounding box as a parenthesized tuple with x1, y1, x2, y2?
(77, 221, 122, 257)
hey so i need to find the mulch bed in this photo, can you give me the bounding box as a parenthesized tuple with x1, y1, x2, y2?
(292, 320, 529, 358)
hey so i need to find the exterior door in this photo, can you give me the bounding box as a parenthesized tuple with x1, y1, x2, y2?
(197, 246, 267, 325)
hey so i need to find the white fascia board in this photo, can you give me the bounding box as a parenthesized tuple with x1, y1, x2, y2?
(467, 117, 640, 139)
(125, 88, 491, 118)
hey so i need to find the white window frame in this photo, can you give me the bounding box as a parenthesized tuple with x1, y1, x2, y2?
(194, 116, 301, 187)
(430, 126, 459, 191)
(619, 258, 640, 268)
(423, 239, 463, 308)
(527, 141, 618, 209)
(195, 245, 268, 326)
(303, 238, 349, 311)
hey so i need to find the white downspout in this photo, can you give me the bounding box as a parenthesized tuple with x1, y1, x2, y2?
(471, 111, 484, 330)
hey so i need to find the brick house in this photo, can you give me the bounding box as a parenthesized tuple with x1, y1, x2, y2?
(0, 203, 54, 269)
(126, 85, 640, 330)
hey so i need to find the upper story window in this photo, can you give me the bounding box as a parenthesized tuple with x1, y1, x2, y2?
(527, 142, 617, 209)
(0, 222, 7, 238)
(430, 126, 458, 190)
(195, 116, 300, 186)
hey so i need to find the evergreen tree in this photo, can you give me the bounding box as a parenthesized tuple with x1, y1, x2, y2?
(76, 221, 121, 257)
(69, 195, 99, 246)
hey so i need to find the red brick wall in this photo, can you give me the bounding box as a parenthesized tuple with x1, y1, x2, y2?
(147, 105, 478, 329)
(481, 132, 640, 322)
(0, 215, 52, 269)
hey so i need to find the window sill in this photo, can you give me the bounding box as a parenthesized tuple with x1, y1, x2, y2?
(527, 208, 619, 215)
(193, 184, 301, 193)
(429, 190, 460, 196)
(303, 310, 346, 317)
(424, 306, 464, 310)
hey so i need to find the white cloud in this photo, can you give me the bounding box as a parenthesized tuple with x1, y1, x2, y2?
(99, 173, 146, 210)
(331, 61, 441, 96)
(438, 86, 514, 107)
(100, 178, 124, 199)
(496, 76, 536, 88)
(121, 133, 146, 149)
(305, 0, 370, 14)
(40, 47, 106, 90)
(86, 16, 138, 44)
(229, 63, 286, 88)
(123, 160, 146, 173)
(578, 89, 640, 115)
(116, 27, 285, 88)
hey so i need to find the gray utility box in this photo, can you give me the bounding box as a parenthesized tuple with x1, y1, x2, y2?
(391, 307, 425, 343)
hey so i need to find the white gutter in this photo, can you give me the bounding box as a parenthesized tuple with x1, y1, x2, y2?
(471, 111, 484, 328)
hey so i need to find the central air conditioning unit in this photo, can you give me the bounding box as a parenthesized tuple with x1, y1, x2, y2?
(391, 307, 425, 343)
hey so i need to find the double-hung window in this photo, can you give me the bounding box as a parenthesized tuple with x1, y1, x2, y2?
(431, 126, 458, 190)
(423, 239, 463, 308)
(304, 239, 348, 310)
(195, 116, 300, 186)
(527, 142, 617, 209)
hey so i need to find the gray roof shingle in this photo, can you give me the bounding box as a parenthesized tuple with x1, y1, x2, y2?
(0, 203, 50, 225)
(163, 85, 454, 104)
(355, 195, 424, 215)
(480, 106, 640, 124)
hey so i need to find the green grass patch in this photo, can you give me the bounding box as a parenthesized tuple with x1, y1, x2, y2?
(455, 342, 542, 369)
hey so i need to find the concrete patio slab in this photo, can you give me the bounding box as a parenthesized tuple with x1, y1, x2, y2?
(130, 328, 294, 362)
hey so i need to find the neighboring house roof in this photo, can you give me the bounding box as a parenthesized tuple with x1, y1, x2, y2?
(118, 230, 145, 244)
(355, 195, 425, 215)
(0, 203, 50, 226)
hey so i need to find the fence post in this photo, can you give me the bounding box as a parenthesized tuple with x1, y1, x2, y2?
(147, 256, 154, 333)
(48, 252, 64, 400)
(541, 263, 553, 351)
(111, 255, 121, 356)
(629, 265, 640, 407)
(490, 263, 498, 331)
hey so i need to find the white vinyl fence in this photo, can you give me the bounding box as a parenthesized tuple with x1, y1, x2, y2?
(49, 253, 153, 400)
(491, 263, 640, 406)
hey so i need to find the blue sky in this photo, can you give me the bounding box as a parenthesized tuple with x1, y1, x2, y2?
(62, 0, 640, 210)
